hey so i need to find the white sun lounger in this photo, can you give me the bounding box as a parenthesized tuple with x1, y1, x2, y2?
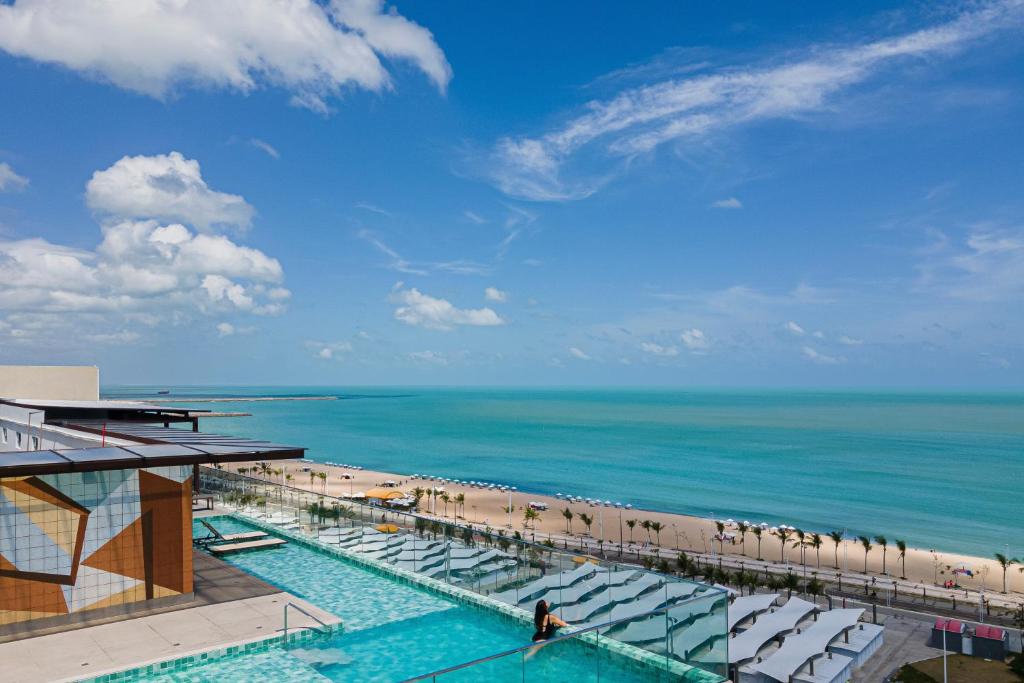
(729, 597, 816, 664)
(556, 573, 663, 624)
(747, 608, 863, 683)
(493, 563, 598, 604)
(583, 581, 702, 632)
(532, 570, 638, 609)
(728, 593, 780, 631)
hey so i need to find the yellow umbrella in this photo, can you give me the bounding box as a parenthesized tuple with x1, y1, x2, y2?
(376, 523, 400, 533)
(364, 487, 408, 500)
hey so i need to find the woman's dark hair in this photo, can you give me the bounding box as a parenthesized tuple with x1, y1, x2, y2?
(534, 600, 549, 629)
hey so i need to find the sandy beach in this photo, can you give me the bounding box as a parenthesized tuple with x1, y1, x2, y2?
(229, 458, 1024, 609)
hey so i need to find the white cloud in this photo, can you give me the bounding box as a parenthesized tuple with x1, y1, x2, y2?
(569, 347, 591, 360)
(85, 330, 140, 344)
(390, 286, 505, 330)
(0, 162, 28, 192)
(812, 330, 825, 339)
(463, 210, 487, 224)
(839, 335, 863, 346)
(484, 286, 507, 303)
(711, 197, 742, 209)
(680, 328, 710, 352)
(785, 321, 806, 335)
(306, 340, 353, 360)
(217, 321, 255, 337)
(485, 2, 1023, 200)
(919, 227, 1024, 302)
(87, 152, 254, 231)
(640, 341, 679, 357)
(408, 350, 447, 365)
(0, 153, 288, 345)
(0, 0, 450, 112)
(801, 346, 844, 365)
(248, 138, 280, 159)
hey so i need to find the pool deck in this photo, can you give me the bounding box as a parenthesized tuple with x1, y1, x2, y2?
(0, 553, 340, 683)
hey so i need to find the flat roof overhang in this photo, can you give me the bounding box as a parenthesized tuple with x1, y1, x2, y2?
(0, 420, 304, 477)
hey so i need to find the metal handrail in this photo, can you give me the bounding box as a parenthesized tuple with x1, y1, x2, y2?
(400, 589, 727, 682)
(283, 601, 332, 639)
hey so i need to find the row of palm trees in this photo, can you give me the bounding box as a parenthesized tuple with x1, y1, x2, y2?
(720, 521, 910, 579)
(410, 487, 467, 520)
(556, 508, 667, 545)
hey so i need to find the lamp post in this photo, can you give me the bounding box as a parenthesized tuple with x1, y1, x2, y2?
(25, 411, 42, 450)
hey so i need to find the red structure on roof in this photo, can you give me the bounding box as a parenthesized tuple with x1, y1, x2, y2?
(974, 625, 1005, 640)
(933, 619, 965, 633)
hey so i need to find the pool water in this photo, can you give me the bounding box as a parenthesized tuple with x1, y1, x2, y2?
(157, 517, 670, 682)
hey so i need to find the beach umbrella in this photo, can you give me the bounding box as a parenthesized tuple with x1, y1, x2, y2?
(375, 523, 399, 533)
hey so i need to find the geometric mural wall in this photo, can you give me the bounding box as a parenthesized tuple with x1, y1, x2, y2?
(0, 466, 193, 626)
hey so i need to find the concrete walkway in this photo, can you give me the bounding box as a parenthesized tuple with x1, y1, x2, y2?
(0, 591, 339, 683)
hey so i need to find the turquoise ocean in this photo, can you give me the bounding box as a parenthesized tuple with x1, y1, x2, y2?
(104, 386, 1023, 558)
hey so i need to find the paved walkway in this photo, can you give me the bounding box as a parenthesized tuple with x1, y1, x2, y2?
(0, 591, 339, 683)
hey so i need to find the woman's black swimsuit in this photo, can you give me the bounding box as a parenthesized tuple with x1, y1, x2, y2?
(532, 616, 560, 642)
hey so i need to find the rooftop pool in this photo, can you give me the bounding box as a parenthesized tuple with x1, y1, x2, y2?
(130, 517, 685, 682)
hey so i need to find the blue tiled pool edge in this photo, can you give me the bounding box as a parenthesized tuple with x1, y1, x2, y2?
(73, 623, 339, 683)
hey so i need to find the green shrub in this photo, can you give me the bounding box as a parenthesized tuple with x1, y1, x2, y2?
(893, 663, 938, 683)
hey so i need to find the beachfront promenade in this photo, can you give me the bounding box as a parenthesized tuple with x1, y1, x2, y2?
(228, 459, 1024, 630)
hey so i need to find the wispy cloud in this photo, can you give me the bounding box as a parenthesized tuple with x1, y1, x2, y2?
(248, 138, 280, 159)
(463, 210, 487, 224)
(305, 339, 353, 360)
(0, 162, 28, 192)
(408, 350, 448, 365)
(785, 320, 806, 335)
(711, 197, 742, 209)
(802, 346, 844, 365)
(569, 346, 592, 360)
(640, 341, 679, 357)
(680, 328, 710, 353)
(355, 202, 393, 217)
(483, 2, 1024, 200)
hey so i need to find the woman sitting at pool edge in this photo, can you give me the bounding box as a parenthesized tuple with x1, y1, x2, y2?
(532, 600, 569, 642)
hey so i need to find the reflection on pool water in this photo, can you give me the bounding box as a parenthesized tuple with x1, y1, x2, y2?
(135, 517, 668, 682)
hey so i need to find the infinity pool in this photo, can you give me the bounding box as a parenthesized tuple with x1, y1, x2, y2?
(132, 517, 678, 682)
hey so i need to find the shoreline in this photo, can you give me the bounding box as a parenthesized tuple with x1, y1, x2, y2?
(234, 458, 1024, 607)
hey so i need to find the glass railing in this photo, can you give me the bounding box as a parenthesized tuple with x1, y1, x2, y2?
(401, 595, 728, 682)
(197, 466, 729, 680)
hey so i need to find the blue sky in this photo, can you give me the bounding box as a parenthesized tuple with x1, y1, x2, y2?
(0, 0, 1022, 386)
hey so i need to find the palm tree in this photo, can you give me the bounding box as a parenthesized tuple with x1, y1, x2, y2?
(626, 519, 637, 543)
(736, 522, 749, 557)
(650, 521, 664, 547)
(783, 572, 800, 599)
(994, 553, 1019, 593)
(896, 540, 907, 579)
(440, 492, 451, 518)
(561, 507, 574, 534)
(810, 533, 823, 568)
(774, 527, 792, 563)
(642, 520, 653, 544)
(454, 493, 465, 519)
(523, 506, 539, 530)
(858, 536, 873, 573)
(828, 531, 844, 569)
(412, 487, 425, 511)
(793, 529, 807, 566)
(285, 473, 294, 487)
(752, 527, 763, 560)
(874, 536, 888, 574)
(317, 471, 327, 494)
(714, 521, 726, 553)
(578, 512, 594, 536)
(308, 471, 316, 489)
